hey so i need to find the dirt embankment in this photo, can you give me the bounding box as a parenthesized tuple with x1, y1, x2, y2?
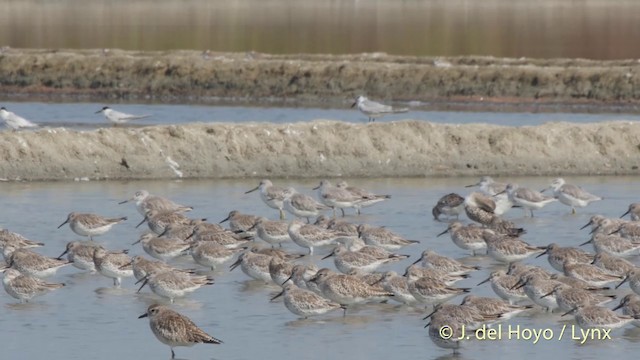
(1, 48, 640, 104)
(1, 120, 639, 181)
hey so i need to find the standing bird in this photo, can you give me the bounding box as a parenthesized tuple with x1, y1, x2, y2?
(544, 178, 602, 214)
(432, 193, 465, 220)
(499, 183, 557, 217)
(95, 106, 151, 125)
(0, 107, 39, 130)
(119, 190, 193, 217)
(335, 181, 391, 215)
(621, 203, 640, 221)
(57, 212, 127, 241)
(245, 179, 287, 219)
(282, 187, 330, 223)
(351, 96, 409, 122)
(2, 268, 65, 303)
(138, 304, 223, 359)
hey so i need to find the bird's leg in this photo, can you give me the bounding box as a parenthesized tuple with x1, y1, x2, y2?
(171, 349, 175, 359)
(340, 208, 345, 217)
(571, 208, 576, 215)
(279, 209, 285, 220)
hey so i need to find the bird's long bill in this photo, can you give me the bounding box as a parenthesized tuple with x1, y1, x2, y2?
(321, 250, 335, 260)
(95, 109, 104, 114)
(464, 182, 479, 188)
(476, 277, 491, 286)
(245, 186, 259, 194)
(510, 280, 526, 290)
(137, 312, 148, 319)
(135, 217, 148, 229)
(436, 228, 449, 237)
(270, 290, 284, 302)
(219, 216, 230, 224)
(578, 239, 592, 247)
(588, 226, 601, 235)
(561, 308, 576, 317)
(621, 209, 631, 219)
(119, 261, 133, 270)
(350, 101, 357, 108)
(616, 276, 629, 289)
(185, 230, 196, 240)
(411, 257, 422, 266)
(281, 274, 294, 286)
(579, 221, 593, 230)
(535, 247, 550, 258)
(422, 307, 439, 320)
(312, 184, 321, 190)
(612, 302, 624, 312)
(158, 228, 168, 238)
(118, 198, 131, 205)
(540, 290, 554, 299)
(136, 278, 149, 293)
(494, 190, 506, 196)
(131, 238, 142, 245)
(229, 257, 242, 271)
(56, 249, 69, 260)
(57, 217, 70, 229)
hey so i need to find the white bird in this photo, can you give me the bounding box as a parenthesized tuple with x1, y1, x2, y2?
(0, 107, 38, 130)
(95, 106, 151, 125)
(351, 96, 408, 122)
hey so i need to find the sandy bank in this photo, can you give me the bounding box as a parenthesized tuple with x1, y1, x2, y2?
(1, 49, 640, 104)
(1, 120, 639, 181)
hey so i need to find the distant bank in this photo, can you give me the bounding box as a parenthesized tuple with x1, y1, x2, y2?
(0, 120, 638, 181)
(1, 49, 640, 105)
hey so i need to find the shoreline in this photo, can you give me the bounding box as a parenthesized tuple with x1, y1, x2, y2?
(1, 120, 638, 181)
(2, 49, 640, 105)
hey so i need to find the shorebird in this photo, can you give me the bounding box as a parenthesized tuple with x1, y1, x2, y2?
(245, 179, 287, 219)
(482, 230, 545, 263)
(248, 217, 291, 248)
(621, 203, 640, 221)
(270, 281, 345, 318)
(138, 304, 222, 359)
(536, 243, 593, 272)
(612, 294, 640, 327)
(137, 270, 214, 303)
(357, 224, 419, 251)
(119, 190, 193, 217)
(477, 270, 528, 305)
(544, 178, 602, 214)
(7, 247, 71, 278)
(412, 250, 480, 276)
(2, 268, 64, 303)
(351, 95, 408, 122)
(432, 193, 465, 220)
(288, 220, 347, 255)
(219, 210, 259, 235)
(93, 247, 133, 287)
(437, 222, 487, 255)
(540, 283, 616, 312)
(313, 180, 368, 217)
(335, 181, 391, 214)
(465, 176, 512, 215)
(0, 107, 38, 130)
(95, 106, 151, 125)
(282, 187, 330, 223)
(57, 212, 127, 240)
(57, 241, 103, 272)
(499, 183, 557, 217)
(562, 304, 636, 330)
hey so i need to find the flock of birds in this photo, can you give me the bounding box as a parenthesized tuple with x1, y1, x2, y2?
(0, 95, 407, 130)
(0, 105, 151, 129)
(3, 174, 639, 358)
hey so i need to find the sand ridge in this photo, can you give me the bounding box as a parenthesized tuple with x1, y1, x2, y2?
(0, 120, 638, 181)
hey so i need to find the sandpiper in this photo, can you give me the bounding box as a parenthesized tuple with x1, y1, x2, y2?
(2, 268, 64, 303)
(357, 224, 419, 251)
(57, 241, 103, 272)
(335, 180, 391, 215)
(119, 190, 192, 217)
(282, 187, 330, 223)
(271, 281, 345, 318)
(245, 179, 287, 219)
(544, 178, 602, 214)
(437, 222, 487, 255)
(138, 304, 222, 359)
(138, 270, 214, 303)
(93, 247, 133, 287)
(432, 193, 465, 220)
(57, 212, 127, 240)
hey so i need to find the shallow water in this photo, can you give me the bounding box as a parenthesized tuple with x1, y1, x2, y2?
(1, 176, 640, 359)
(2, 101, 640, 130)
(1, 0, 640, 59)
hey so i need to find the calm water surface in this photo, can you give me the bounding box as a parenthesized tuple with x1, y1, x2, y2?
(2, 101, 640, 130)
(1, 176, 640, 359)
(1, 0, 639, 59)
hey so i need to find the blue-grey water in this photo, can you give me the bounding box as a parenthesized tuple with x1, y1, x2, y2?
(2, 102, 640, 130)
(1, 176, 640, 359)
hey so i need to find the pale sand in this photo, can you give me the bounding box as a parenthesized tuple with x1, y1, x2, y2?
(1, 120, 638, 181)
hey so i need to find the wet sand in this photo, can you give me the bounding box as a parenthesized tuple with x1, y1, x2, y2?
(1, 48, 640, 105)
(2, 120, 639, 181)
